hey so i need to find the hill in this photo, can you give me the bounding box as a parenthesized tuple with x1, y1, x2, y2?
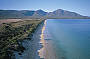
(0, 9, 89, 19)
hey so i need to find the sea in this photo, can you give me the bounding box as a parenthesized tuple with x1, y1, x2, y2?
(42, 19, 90, 59)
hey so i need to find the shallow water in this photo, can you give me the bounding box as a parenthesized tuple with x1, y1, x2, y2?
(44, 19, 90, 59)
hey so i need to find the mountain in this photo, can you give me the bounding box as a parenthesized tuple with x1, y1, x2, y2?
(0, 9, 89, 19)
(47, 9, 84, 18)
(22, 10, 35, 16)
(33, 9, 47, 16)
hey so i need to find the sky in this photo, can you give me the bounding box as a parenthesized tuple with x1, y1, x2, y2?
(0, 0, 90, 16)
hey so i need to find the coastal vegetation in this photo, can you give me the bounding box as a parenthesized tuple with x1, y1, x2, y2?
(0, 19, 45, 59)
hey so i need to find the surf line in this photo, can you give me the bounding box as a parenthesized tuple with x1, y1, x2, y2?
(38, 20, 47, 58)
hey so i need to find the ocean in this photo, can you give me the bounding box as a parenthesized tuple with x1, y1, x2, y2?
(41, 19, 90, 59)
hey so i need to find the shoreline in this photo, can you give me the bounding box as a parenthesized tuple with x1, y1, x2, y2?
(38, 20, 58, 59)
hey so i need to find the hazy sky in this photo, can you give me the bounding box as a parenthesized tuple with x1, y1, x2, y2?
(0, 0, 90, 16)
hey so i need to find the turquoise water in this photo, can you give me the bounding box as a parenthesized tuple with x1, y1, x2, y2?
(45, 19, 90, 59)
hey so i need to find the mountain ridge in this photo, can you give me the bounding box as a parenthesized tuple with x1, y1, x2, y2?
(0, 9, 89, 19)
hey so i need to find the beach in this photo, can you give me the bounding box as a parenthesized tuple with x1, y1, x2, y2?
(38, 20, 57, 59)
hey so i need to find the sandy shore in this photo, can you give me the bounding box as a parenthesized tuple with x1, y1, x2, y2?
(38, 20, 57, 59)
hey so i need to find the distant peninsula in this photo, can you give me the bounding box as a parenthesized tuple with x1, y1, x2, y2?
(0, 9, 90, 19)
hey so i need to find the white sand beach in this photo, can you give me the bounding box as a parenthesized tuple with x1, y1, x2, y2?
(38, 20, 57, 59)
